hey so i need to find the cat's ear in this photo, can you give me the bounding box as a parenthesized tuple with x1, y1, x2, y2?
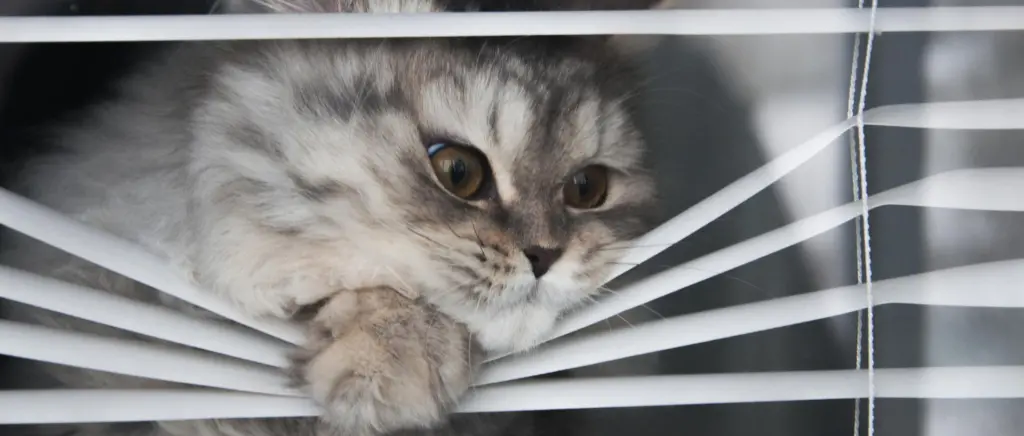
(568, 0, 673, 57)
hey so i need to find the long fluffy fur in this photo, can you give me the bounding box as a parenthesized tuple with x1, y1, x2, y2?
(0, 1, 661, 435)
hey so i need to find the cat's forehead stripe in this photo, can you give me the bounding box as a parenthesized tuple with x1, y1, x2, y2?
(492, 83, 533, 153)
(490, 162, 519, 202)
(481, 78, 531, 202)
(486, 87, 501, 148)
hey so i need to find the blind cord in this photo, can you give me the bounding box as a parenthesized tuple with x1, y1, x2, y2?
(851, 1, 881, 435)
(845, 1, 866, 433)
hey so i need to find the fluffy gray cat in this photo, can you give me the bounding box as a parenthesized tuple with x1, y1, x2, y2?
(0, 0, 662, 435)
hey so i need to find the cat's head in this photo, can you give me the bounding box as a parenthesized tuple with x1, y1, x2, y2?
(189, 0, 661, 353)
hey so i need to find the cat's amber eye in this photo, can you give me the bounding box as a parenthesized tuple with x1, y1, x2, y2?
(427, 143, 487, 199)
(563, 165, 609, 209)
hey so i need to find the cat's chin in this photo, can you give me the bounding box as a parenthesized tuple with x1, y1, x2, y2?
(467, 306, 559, 355)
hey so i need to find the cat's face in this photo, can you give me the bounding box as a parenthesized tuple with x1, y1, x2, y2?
(191, 0, 660, 353)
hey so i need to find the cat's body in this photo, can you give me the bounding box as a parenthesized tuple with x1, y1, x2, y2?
(0, 1, 661, 435)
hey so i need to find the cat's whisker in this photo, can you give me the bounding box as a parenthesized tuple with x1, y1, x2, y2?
(473, 39, 491, 70)
(469, 223, 488, 261)
(576, 293, 639, 329)
(473, 288, 485, 317)
(607, 261, 772, 298)
(618, 62, 721, 105)
(405, 225, 455, 252)
(578, 295, 619, 334)
(383, 266, 416, 298)
(352, 69, 378, 115)
(596, 285, 666, 321)
(613, 313, 636, 329)
(496, 35, 529, 54)
(443, 223, 459, 237)
(439, 275, 490, 310)
(443, 222, 487, 261)
(594, 242, 677, 252)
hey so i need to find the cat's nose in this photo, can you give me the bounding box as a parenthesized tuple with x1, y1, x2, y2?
(523, 246, 563, 278)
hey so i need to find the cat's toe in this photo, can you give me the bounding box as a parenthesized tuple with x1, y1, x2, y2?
(291, 288, 479, 436)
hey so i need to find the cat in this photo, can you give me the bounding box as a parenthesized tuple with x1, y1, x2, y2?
(0, 0, 662, 435)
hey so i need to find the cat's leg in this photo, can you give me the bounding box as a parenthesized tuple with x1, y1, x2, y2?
(290, 287, 481, 436)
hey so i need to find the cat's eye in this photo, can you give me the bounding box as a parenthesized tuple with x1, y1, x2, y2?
(563, 165, 609, 209)
(427, 142, 488, 199)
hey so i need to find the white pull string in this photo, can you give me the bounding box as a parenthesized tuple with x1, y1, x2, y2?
(853, 1, 880, 435)
(846, 1, 866, 435)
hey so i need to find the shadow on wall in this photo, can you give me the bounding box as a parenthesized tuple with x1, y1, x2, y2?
(0, 2, 850, 436)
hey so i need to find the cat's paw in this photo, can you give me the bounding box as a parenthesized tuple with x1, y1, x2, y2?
(291, 288, 480, 436)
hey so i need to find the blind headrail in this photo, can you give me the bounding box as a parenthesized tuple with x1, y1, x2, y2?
(0, 7, 1023, 43)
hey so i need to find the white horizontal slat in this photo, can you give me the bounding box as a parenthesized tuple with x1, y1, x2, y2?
(0, 390, 318, 424)
(538, 167, 1024, 348)
(464, 366, 1024, 412)
(612, 98, 1024, 283)
(544, 99, 1024, 347)
(1, 7, 1024, 43)
(0, 320, 299, 396)
(0, 266, 290, 368)
(477, 259, 1024, 385)
(4, 366, 1023, 423)
(0, 188, 303, 344)
(872, 167, 1024, 211)
(864, 99, 1024, 130)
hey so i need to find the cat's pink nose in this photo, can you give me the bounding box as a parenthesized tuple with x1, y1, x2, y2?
(523, 246, 563, 278)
